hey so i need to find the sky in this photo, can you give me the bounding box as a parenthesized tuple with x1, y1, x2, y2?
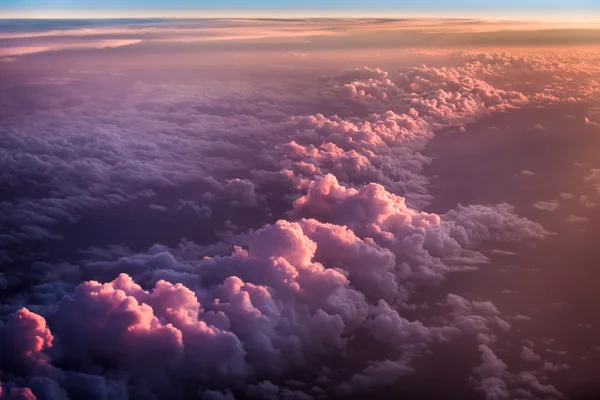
(3, 10, 600, 400)
(1, 0, 600, 21)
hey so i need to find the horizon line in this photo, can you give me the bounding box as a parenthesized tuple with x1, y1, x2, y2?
(2, 15, 600, 24)
(2, 9, 600, 24)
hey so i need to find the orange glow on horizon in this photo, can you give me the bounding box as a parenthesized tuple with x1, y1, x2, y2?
(2, 9, 600, 25)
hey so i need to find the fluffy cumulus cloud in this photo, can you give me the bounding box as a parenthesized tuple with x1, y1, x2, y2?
(0, 308, 54, 373)
(0, 189, 549, 399)
(0, 211, 544, 399)
(3, 18, 599, 400)
(469, 344, 565, 400)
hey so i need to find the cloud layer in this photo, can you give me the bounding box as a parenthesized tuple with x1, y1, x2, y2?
(2, 18, 600, 400)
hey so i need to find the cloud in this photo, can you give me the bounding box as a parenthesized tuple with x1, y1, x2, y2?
(0, 383, 37, 400)
(585, 117, 600, 128)
(529, 124, 547, 132)
(0, 40, 142, 57)
(566, 214, 588, 223)
(0, 206, 547, 398)
(3, 24, 594, 399)
(471, 345, 565, 400)
(0, 308, 54, 374)
(533, 200, 560, 212)
(580, 195, 596, 208)
(521, 346, 542, 362)
(541, 362, 571, 372)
